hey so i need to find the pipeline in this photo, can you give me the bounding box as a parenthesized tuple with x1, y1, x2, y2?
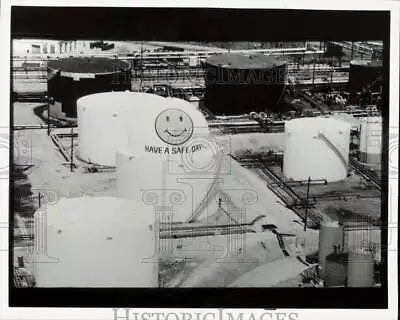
(160, 227, 255, 239)
(49, 131, 71, 162)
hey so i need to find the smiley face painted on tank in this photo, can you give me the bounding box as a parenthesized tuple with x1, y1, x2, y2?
(155, 108, 194, 145)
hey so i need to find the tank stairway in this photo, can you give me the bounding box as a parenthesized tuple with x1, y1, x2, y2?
(159, 215, 265, 239)
(186, 148, 224, 223)
(317, 132, 349, 176)
(236, 153, 283, 168)
(272, 229, 290, 257)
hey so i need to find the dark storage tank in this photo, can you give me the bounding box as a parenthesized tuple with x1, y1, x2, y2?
(324, 252, 348, 287)
(204, 54, 287, 115)
(348, 60, 383, 93)
(47, 57, 131, 118)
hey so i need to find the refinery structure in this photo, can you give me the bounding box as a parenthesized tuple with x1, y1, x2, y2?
(12, 40, 383, 288)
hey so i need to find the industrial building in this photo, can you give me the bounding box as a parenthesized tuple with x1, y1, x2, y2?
(12, 40, 384, 289)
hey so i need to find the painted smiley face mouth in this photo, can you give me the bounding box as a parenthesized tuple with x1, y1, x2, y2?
(165, 128, 188, 138)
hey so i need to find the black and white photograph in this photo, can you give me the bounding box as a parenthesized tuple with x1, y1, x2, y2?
(2, 4, 398, 314)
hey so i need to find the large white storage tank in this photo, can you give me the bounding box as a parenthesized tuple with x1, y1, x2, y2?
(77, 92, 168, 166)
(359, 117, 382, 165)
(116, 98, 221, 222)
(283, 118, 351, 182)
(31, 197, 158, 287)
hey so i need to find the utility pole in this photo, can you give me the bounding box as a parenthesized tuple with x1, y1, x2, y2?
(312, 57, 316, 86)
(46, 96, 50, 136)
(139, 41, 144, 92)
(70, 127, 74, 172)
(351, 41, 354, 60)
(304, 176, 311, 232)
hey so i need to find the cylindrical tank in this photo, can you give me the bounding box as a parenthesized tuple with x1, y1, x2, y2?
(47, 57, 131, 118)
(318, 220, 344, 277)
(347, 248, 374, 287)
(359, 116, 382, 165)
(116, 98, 221, 222)
(283, 118, 351, 182)
(31, 197, 158, 287)
(348, 60, 383, 92)
(324, 253, 348, 287)
(204, 53, 287, 115)
(77, 92, 168, 166)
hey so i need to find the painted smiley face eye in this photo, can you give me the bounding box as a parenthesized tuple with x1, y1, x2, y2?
(179, 116, 183, 122)
(166, 116, 170, 122)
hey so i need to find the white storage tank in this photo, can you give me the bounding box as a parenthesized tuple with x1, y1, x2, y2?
(318, 219, 344, 277)
(283, 118, 351, 182)
(77, 91, 168, 166)
(347, 248, 374, 287)
(359, 117, 382, 165)
(116, 97, 221, 222)
(31, 197, 158, 287)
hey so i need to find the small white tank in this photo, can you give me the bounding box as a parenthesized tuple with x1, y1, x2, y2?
(318, 220, 344, 277)
(359, 117, 382, 165)
(77, 92, 168, 166)
(283, 118, 351, 182)
(31, 197, 158, 287)
(347, 248, 374, 287)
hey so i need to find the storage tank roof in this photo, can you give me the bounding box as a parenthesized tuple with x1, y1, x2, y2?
(331, 114, 361, 128)
(77, 91, 166, 107)
(77, 92, 206, 125)
(286, 117, 351, 131)
(350, 60, 383, 68)
(48, 57, 130, 73)
(205, 53, 285, 69)
(360, 116, 382, 124)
